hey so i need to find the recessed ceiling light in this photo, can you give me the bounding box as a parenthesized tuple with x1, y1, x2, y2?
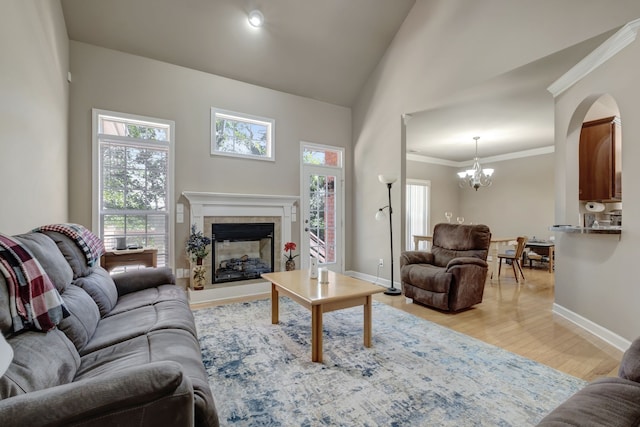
(248, 10, 264, 28)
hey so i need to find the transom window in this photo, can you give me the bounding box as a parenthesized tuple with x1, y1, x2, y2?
(302, 144, 342, 167)
(93, 109, 174, 267)
(211, 108, 275, 161)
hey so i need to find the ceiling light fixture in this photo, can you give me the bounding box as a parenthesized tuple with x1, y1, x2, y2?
(457, 136, 494, 191)
(248, 10, 264, 28)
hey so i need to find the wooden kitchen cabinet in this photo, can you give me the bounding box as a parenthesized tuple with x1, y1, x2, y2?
(579, 116, 621, 201)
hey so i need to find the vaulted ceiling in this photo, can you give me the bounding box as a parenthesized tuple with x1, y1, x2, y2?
(61, 0, 416, 108)
(60, 1, 616, 161)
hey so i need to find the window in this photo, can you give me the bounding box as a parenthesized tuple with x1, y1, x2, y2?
(211, 108, 275, 161)
(302, 144, 342, 167)
(93, 109, 174, 267)
(406, 180, 430, 251)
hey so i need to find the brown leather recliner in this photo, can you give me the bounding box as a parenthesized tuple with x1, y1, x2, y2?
(401, 223, 491, 312)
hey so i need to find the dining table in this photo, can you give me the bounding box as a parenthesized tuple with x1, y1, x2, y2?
(412, 235, 516, 283)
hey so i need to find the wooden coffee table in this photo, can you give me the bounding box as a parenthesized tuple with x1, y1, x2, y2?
(261, 270, 385, 363)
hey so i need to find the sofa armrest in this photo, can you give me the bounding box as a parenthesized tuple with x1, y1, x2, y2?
(400, 251, 435, 267)
(537, 377, 640, 426)
(113, 267, 176, 296)
(446, 257, 488, 270)
(618, 336, 640, 382)
(0, 361, 193, 427)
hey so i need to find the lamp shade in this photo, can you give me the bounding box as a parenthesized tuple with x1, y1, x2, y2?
(0, 334, 13, 377)
(378, 174, 397, 185)
(375, 210, 386, 221)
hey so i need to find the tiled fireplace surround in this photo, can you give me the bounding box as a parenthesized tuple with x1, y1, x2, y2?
(182, 192, 298, 303)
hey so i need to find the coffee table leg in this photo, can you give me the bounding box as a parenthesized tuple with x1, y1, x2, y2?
(364, 295, 372, 347)
(312, 305, 323, 362)
(271, 283, 279, 324)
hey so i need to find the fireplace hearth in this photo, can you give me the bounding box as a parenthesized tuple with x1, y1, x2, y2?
(211, 223, 274, 284)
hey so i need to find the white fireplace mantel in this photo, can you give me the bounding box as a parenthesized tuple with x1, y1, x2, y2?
(182, 191, 299, 303)
(183, 190, 298, 250)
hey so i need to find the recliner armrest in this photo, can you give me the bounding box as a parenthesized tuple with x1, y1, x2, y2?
(446, 257, 488, 270)
(0, 361, 194, 427)
(400, 251, 435, 267)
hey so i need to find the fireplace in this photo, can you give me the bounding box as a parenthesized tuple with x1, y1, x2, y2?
(211, 223, 274, 283)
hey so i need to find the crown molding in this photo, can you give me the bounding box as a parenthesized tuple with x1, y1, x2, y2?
(406, 153, 460, 167)
(407, 146, 555, 167)
(548, 18, 640, 97)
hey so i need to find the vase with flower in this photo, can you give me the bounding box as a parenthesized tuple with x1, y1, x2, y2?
(186, 225, 211, 290)
(284, 242, 299, 271)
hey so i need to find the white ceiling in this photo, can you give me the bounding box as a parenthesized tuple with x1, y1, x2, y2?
(60, 1, 616, 162)
(406, 31, 614, 163)
(60, 0, 416, 108)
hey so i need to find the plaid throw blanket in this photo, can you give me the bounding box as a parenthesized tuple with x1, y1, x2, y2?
(0, 234, 68, 332)
(34, 223, 105, 267)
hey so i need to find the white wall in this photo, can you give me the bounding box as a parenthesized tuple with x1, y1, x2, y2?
(553, 28, 640, 344)
(407, 153, 555, 241)
(459, 154, 555, 239)
(67, 42, 352, 277)
(0, 1, 69, 234)
(352, 0, 640, 288)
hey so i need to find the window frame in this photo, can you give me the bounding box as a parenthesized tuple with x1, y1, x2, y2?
(92, 109, 175, 268)
(210, 108, 275, 162)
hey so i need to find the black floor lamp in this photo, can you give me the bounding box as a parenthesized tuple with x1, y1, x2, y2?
(376, 174, 401, 296)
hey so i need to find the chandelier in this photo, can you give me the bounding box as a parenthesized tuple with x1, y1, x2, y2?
(457, 136, 494, 191)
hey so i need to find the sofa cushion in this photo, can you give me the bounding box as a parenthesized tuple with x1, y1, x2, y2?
(80, 300, 197, 355)
(0, 329, 80, 398)
(13, 233, 73, 293)
(74, 267, 118, 317)
(108, 285, 188, 316)
(57, 285, 100, 351)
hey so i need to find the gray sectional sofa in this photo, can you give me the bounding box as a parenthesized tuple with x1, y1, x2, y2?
(0, 229, 218, 427)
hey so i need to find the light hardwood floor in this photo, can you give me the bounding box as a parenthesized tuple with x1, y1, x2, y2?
(191, 267, 622, 382)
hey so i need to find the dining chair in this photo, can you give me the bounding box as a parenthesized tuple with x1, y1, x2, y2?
(497, 236, 528, 282)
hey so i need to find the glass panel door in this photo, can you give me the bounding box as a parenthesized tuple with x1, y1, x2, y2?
(300, 143, 344, 272)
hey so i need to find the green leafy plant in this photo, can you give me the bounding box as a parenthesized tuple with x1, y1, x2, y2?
(186, 225, 211, 262)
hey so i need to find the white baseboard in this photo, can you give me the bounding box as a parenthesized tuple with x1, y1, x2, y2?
(553, 303, 631, 352)
(344, 270, 398, 290)
(188, 281, 271, 304)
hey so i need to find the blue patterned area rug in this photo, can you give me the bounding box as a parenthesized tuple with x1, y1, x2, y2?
(194, 298, 584, 426)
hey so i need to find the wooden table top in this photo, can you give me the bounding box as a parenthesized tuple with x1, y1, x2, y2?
(262, 270, 384, 305)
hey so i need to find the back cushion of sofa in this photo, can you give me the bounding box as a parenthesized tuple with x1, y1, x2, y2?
(74, 267, 118, 317)
(41, 231, 93, 279)
(13, 232, 73, 293)
(57, 285, 101, 351)
(0, 328, 80, 398)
